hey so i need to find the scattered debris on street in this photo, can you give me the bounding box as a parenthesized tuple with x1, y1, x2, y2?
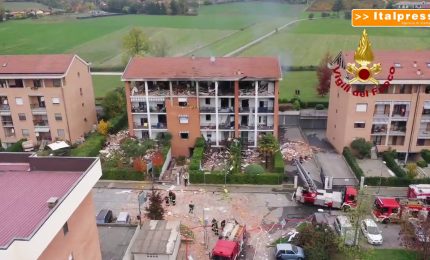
(280, 141, 320, 161)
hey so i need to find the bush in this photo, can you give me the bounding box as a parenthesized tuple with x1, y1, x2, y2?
(321, 12, 331, 17)
(344, 11, 352, 19)
(382, 151, 406, 178)
(292, 99, 301, 110)
(189, 146, 204, 171)
(343, 147, 364, 178)
(274, 150, 285, 173)
(303, 101, 329, 109)
(364, 176, 430, 187)
(195, 137, 205, 147)
(5, 139, 26, 152)
(108, 113, 127, 134)
(421, 149, 430, 163)
(189, 172, 282, 185)
(244, 164, 265, 175)
(71, 133, 106, 157)
(417, 160, 428, 168)
(101, 167, 145, 180)
(350, 138, 372, 159)
(315, 104, 325, 110)
(308, 13, 314, 19)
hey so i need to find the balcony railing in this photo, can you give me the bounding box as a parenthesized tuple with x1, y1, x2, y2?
(0, 104, 10, 111)
(257, 107, 274, 113)
(149, 107, 166, 113)
(418, 129, 430, 138)
(257, 125, 274, 130)
(133, 123, 149, 129)
(30, 104, 46, 111)
(1, 121, 13, 127)
(422, 114, 430, 121)
(201, 124, 216, 130)
(33, 120, 49, 127)
(131, 107, 147, 113)
(391, 112, 409, 119)
(219, 107, 234, 113)
(151, 123, 167, 129)
(373, 112, 389, 118)
(239, 124, 255, 130)
(200, 107, 216, 113)
(219, 124, 234, 130)
(389, 130, 406, 136)
(239, 107, 250, 113)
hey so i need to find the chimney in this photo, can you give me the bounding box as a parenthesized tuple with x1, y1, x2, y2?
(47, 197, 59, 209)
(210, 56, 216, 64)
(413, 61, 417, 68)
(417, 69, 422, 75)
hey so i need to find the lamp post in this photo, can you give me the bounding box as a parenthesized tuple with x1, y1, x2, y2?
(203, 208, 210, 249)
(377, 161, 386, 194)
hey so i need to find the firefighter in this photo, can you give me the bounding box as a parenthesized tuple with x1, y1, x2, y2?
(211, 218, 219, 235)
(169, 191, 176, 206)
(164, 195, 170, 206)
(220, 220, 226, 230)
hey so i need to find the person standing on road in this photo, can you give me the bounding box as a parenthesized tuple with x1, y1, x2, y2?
(183, 172, 189, 187)
(164, 195, 170, 206)
(189, 201, 194, 213)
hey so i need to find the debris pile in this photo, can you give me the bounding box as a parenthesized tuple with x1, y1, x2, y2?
(201, 148, 229, 171)
(280, 141, 319, 161)
(241, 149, 260, 169)
(99, 130, 129, 158)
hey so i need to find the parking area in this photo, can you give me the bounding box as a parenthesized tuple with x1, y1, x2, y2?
(358, 159, 393, 178)
(360, 220, 403, 249)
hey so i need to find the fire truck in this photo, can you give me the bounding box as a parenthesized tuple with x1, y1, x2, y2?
(373, 196, 430, 224)
(211, 219, 246, 260)
(293, 159, 357, 210)
(408, 184, 430, 203)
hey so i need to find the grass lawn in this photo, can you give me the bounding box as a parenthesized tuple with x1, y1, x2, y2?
(362, 249, 419, 260)
(279, 71, 328, 103)
(92, 75, 122, 98)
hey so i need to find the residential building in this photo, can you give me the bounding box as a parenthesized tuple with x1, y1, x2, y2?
(327, 51, 430, 161)
(394, 1, 430, 8)
(0, 152, 102, 260)
(123, 220, 181, 260)
(122, 57, 281, 157)
(0, 54, 97, 148)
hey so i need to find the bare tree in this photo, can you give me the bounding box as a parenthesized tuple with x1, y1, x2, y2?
(401, 216, 430, 259)
(315, 52, 332, 97)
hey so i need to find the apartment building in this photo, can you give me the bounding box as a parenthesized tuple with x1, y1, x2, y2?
(0, 153, 102, 260)
(0, 54, 97, 148)
(122, 56, 281, 157)
(327, 51, 430, 161)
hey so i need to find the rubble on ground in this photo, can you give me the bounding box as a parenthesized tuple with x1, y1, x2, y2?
(99, 130, 130, 158)
(201, 148, 229, 171)
(241, 149, 261, 169)
(280, 141, 320, 161)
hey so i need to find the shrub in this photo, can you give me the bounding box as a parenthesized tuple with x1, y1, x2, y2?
(101, 167, 145, 180)
(274, 150, 285, 173)
(315, 104, 325, 110)
(364, 176, 430, 187)
(421, 149, 430, 163)
(244, 164, 265, 175)
(292, 99, 301, 110)
(97, 119, 110, 135)
(321, 12, 330, 17)
(344, 11, 351, 19)
(302, 101, 329, 109)
(308, 13, 314, 19)
(6, 139, 26, 152)
(406, 163, 418, 179)
(108, 113, 127, 134)
(342, 147, 364, 178)
(417, 160, 428, 168)
(195, 137, 205, 147)
(350, 138, 372, 159)
(382, 151, 406, 178)
(71, 133, 106, 157)
(189, 172, 282, 185)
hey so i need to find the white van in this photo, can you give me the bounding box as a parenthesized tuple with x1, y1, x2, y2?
(334, 215, 355, 246)
(116, 212, 130, 224)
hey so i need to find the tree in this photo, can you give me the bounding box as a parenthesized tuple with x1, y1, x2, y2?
(0, 0, 5, 22)
(332, 0, 344, 14)
(97, 119, 110, 136)
(258, 134, 279, 171)
(145, 189, 165, 220)
(401, 218, 430, 260)
(150, 37, 170, 57)
(170, 0, 180, 15)
(121, 138, 155, 159)
(350, 138, 373, 159)
(122, 27, 150, 63)
(292, 223, 340, 260)
(406, 163, 418, 179)
(315, 52, 332, 97)
(101, 87, 126, 119)
(386, 0, 394, 9)
(229, 138, 241, 174)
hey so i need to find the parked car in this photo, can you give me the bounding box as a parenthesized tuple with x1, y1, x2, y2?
(311, 212, 335, 231)
(408, 218, 430, 243)
(275, 243, 305, 260)
(116, 211, 130, 224)
(96, 209, 113, 224)
(334, 215, 354, 246)
(360, 219, 383, 245)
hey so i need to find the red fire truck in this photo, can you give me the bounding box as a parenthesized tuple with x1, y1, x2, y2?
(373, 196, 430, 223)
(294, 186, 357, 210)
(211, 219, 246, 260)
(408, 184, 430, 203)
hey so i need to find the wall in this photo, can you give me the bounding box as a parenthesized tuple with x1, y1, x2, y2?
(38, 194, 102, 260)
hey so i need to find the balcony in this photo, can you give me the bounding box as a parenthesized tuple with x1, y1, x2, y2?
(0, 104, 10, 111)
(373, 112, 389, 119)
(422, 113, 430, 121)
(257, 124, 274, 130)
(391, 112, 409, 120)
(131, 106, 147, 113)
(149, 106, 166, 113)
(257, 81, 275, 96)
(200, 107, 216, 113)
(201, 124, 216, 130)
(219, 123, 235, 130)
(133, 123, 149, 129)
(389, 129, 406, 136)
(151, 122, 167, 130)
(418, 129, 430, 139)
(257, 107, 274, 113)
(1, 120, 13, 127)
(31, 103, 47, 115)
(3, 128, 15, 137)
(371, 124, 388, 135)
(239, 124, 255, 130)
(33, 120, 49, 127)
(239, 107, 251, 113)
(219, 107, 234, 113)
(147, 82, 170, 96)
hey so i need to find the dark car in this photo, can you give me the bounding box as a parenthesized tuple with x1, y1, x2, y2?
(96, 209, 113, 224)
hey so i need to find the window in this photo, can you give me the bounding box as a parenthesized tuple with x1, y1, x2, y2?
(179, 116, 188, 124)
(18, 113, 26, 121)
(57, 129, 65, 138)
(55, 113, 62, 121)
(53, 79, 62, 87)
(354, 122, 365, 128)
(178, 97, 187, 107)
(63, 222, 69, 235)
(52, 97, 60, 104)
(205, 98, 210, 105)
(180, 132, 189, 139)
(206, 115, 211, 121)
(33, 80, 42, 88)
(15, 97, 23, 105)
(425, 86, 430, 94)
(22, 129, 29, 137)
(356, 103, 367, 112)
(0, 80, 6, 88)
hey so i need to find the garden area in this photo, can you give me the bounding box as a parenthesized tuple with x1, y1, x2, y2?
(188, 134, 284, 185)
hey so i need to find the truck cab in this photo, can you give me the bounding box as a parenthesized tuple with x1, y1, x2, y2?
(373, 197, 400, 223)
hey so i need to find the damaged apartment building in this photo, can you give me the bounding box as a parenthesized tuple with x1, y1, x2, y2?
(122, 56, 282, 157)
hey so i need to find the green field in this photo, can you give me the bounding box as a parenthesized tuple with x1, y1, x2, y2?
(279, 71, 327, 102)
(363, 249, 418, 260)
(92, 75, 122, 98)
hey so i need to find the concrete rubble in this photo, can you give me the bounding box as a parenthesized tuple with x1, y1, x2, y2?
(280, 141, 320, 161)
(99, 130, 129, 159)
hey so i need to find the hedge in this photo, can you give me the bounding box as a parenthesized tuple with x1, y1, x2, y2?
(364, 176, 430, 187)
(189, 172, 282, 185)
(195, 137, 205, 147)
(5, 139, 26, 152)
(274, 150, 285, 173)
(382, 151, 406, 178)
(101, 167, 145, 180)
(343, 147, 364, 178)
(282, 65, 317, 71)
(189, 146, 204, 171)
(108, 113, 128, 134)
(71, 133, 106, 157)
(417, 160, 428, 168)
(421, 149, 430, 163)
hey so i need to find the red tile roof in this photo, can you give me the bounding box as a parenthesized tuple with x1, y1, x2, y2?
(0, 54, 75, 75)
(0, 164, 82, 249)
(122, 57, 281, 80)
(344, 51, 430, 80)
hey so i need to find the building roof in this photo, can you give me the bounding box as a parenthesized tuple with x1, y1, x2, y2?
(0, 54, 76, 75)
(0, 153, 99, 250)
(98, 226, 136, 260)
(131, 220, 180, 255)
(122, 56, 282, 81)
(343, 50, 430, 81)
(377, 197, 400, 208)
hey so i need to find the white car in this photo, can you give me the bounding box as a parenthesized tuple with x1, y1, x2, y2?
(361, 219, 383, 245)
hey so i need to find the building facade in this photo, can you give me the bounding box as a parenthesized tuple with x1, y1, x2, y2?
(0, 54, 97, 148)
(0, 153, 102, 260)
(327, 51, 430, 160)
(122, 57, 281, 157)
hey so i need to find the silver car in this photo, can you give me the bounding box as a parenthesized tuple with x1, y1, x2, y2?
(275, 243, 305, 260)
